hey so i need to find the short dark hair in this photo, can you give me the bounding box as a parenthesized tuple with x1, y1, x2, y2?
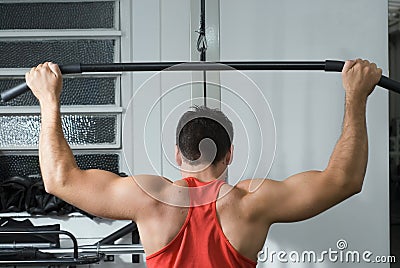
(176, 106, 233, 165)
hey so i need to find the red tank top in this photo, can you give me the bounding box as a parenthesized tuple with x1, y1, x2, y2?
(146, 177, 257, 268)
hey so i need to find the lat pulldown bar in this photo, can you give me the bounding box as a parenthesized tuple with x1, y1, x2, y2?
(1, 60, 399, 102)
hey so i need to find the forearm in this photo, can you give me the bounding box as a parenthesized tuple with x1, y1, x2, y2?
(39, 103, 78, 192)
(326, 95, 368, 192)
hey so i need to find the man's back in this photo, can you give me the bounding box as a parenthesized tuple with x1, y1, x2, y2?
(137, 176, 265, 265)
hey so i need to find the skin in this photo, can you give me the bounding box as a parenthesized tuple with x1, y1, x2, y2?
(25, 59, 382, 261)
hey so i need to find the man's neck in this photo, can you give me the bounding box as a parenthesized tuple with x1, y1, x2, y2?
(180, 162, 227, 183)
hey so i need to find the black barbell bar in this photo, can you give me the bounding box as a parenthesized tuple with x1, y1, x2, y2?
(1, 60, 398, 102)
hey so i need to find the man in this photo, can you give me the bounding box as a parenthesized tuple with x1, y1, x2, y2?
(25, 59, 382, 267)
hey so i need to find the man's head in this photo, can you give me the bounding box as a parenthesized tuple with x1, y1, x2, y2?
(175, 106, 234, 167)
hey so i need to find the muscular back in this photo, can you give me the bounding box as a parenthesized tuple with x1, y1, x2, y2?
(135, 177, 270, 262)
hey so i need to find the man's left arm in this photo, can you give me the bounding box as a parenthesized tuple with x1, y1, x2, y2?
(242, 59, 382, 224)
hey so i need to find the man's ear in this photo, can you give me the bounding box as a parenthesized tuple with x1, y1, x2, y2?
(175, 145, 182, 166)
(225, 145, 234, 165)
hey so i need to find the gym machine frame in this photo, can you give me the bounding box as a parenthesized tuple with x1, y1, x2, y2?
(0, 222, 144, 266)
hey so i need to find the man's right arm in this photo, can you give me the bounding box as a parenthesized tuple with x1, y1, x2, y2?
(242, 59, 382, 224)
(26, 62, 169, 221)
(39, 101, 163, 220)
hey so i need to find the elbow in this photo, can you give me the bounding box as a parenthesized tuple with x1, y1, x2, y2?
(340, 176, 364, 197)
(325, 168, 365, 197)
(41, 169, 72, 195)
(40, 162, 79, 196)
(43, 181, 55, 195)
(351, 179, 363, 195)
(327, 170, 364, 197)
(42, 175, 64, 196)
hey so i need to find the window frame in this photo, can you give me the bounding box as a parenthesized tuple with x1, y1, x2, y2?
(0, 0, 127, 152)
(0, 0, 131, 171)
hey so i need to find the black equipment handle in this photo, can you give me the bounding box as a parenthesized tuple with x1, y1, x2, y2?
(325, 60, 400, 95)
(1, 60, 399, 102)
(1, 64, 82, 102)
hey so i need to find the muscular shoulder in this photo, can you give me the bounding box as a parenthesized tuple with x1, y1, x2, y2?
(216, 179, 268, 212)
(129, 175, 173, 206)
(235, 178, 271, 194)
(229, 178, 276, 222)
(132, 174, 172, 193)
(132, 175, 191, 208)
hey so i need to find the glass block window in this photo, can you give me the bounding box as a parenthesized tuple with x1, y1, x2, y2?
(0, 40, 115, 68)
(0, 114, 118, 148)
(0, 0, 125, 186)
(0, 154, 120, 181)
(0, 78, 117, 106)
(0, 2, 116, 30)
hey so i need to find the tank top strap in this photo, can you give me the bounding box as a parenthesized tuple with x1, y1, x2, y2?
(183, 177, 225, 207)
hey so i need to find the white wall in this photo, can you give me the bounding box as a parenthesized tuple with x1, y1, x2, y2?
(128, 0, 192, 180)
(220, 0, 389, 267)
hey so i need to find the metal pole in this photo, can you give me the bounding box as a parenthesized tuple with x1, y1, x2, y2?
(40, 244, 145, 255)
(2, 60, 400, 102)
(80, 61, 327, 72)
(0, 230, 79, 259)
(96, 222, 137, 246)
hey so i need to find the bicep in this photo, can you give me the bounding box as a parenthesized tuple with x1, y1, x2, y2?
(54, 169, 151, 220)
(250, 171, 355, 224)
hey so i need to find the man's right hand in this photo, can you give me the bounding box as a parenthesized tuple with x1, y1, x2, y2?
(25, 62, 63, 106)
(342, 59, 382, 102)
